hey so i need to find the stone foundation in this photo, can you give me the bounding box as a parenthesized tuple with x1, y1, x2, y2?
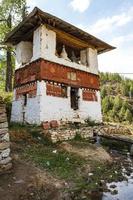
(43, 127, 95, 143)
(0, 98, 12, 174)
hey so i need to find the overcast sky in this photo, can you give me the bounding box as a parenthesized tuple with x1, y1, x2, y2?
(27, 0, 133, 79)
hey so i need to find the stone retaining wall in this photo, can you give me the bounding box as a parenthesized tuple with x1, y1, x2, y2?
(43, 124, 132, 143)
(0, 99, 12, 174)
(43, 127, 95, 143)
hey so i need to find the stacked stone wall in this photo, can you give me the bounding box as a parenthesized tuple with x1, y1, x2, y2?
(0, 98, 12, 174)
(43, 127, 94, 143)
(43, 124, 133, 143)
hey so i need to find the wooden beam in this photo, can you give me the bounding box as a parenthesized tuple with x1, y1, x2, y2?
(45, 24, 94, 49)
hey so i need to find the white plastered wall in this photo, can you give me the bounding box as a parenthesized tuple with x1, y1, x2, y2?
(11, 81, 102, 124)
(40, 82, 102, 123)
(87, 48, 98, 74)
(79, 90, 102, 122)
(30, 25, 99, 75)
(11, 82, 41, 124)
(39, 81, 75, 122)
(15, 41, 33, 68)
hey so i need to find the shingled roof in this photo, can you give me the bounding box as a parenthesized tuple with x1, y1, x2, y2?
(5, 7, 115, 54)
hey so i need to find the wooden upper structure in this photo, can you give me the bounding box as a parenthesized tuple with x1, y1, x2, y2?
(5, 7, 115, 54)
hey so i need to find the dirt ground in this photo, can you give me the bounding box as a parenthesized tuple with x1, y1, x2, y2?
(0, 156, 67, 200)
(0, 126, 113, 200)
(59, 142, 112, 163)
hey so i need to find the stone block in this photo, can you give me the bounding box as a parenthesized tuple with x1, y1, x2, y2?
(0, 122, 8, 129)
(0, 142, 10, 151)
(0, 128, 8, 135)
(0, 113, 7, 123)
(0, 157, 11, 165)
(50, 120, 59, 128)
(42, 121, 50, 130)
(0, 162, 12, 172)
(1, 133, 9, 142)
(0, 107, 6, 114)
(1, 148, 10, 158)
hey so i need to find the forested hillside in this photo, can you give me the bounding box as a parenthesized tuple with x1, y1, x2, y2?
(100, 72, 133, 123)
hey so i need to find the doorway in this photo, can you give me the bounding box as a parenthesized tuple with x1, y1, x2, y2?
(70, 87, 79, 110)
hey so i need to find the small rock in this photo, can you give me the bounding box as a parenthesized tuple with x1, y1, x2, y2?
(1, 133, 9, 142)
(88, 173, 93, 176)
(52, 150, 57, 154)
(111, 189, 118, 195)
(15, 179, 25, 184)
(1, 148, 10, 158)
(0, 142, 9, 151)
(110, 184, 117, 189)
(0, 157, 11, 165)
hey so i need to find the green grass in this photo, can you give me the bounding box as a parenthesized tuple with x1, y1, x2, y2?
(24, 144, 86, 180)
(10, 124, 127, 196)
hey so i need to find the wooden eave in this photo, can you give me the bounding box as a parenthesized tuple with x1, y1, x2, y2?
(4, 7, 116, 54)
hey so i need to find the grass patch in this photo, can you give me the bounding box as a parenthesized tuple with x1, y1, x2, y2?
(9, 123, 53, 146)
(10, 124, 127, 197)
(24, 144, 86, 180)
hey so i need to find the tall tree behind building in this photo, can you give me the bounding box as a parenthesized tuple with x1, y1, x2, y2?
(0, 0, 27, 92)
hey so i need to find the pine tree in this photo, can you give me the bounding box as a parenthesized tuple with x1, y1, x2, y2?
(119, 106, 126, 121)
(125, 109, 132, 123)
(101, 86, 107, 98)
(130, 85, 133, 98)
(102, 97, 111, 114)
(113, 96, 122, 112)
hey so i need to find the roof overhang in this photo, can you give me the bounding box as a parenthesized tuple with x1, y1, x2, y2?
(4, 7, 116, 54)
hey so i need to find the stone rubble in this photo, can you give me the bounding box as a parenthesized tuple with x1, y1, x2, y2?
(0, 98, 12, 174)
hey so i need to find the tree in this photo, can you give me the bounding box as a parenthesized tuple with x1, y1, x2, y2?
(125, 109, 132, 123)
(0, 0, 27, 92)
(119, 105, 126, 121)
(121, 83, 129, 96)
(0, 55, 6, 90)
(101, 86, 107, 98)
(102, 96, 111, 114)
(130, 85, 133, 98)
(113, 96, 122, 112)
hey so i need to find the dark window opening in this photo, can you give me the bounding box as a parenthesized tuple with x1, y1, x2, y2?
(23, 94, 27, 106)
(61, 85, 67, 98)
(70, 87, 79, 110)
(56, 38, 81, 64)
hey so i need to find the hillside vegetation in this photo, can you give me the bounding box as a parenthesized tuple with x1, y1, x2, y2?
(100, 72, 133, 123)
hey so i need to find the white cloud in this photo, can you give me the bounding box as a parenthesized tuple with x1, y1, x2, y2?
(69, 0, 92, 13)
(78, 7, 133, 35)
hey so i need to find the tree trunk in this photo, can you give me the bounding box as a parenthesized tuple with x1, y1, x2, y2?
(5, 47, 12, 92)
(5, 14, 13, 92)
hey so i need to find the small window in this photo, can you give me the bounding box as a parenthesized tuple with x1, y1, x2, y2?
(23, 94, 27, 106)
(61, 86, 67, 98)
(70, 87, 79, 110)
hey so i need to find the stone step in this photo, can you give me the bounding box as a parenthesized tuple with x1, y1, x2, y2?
(0, 122, 8, 129)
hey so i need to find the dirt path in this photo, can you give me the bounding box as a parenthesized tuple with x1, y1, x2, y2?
(0, 159, 37, 200)
(0, 157, 65, 200)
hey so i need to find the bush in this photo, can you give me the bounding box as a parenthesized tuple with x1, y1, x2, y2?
(0, 90, 13, 123)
